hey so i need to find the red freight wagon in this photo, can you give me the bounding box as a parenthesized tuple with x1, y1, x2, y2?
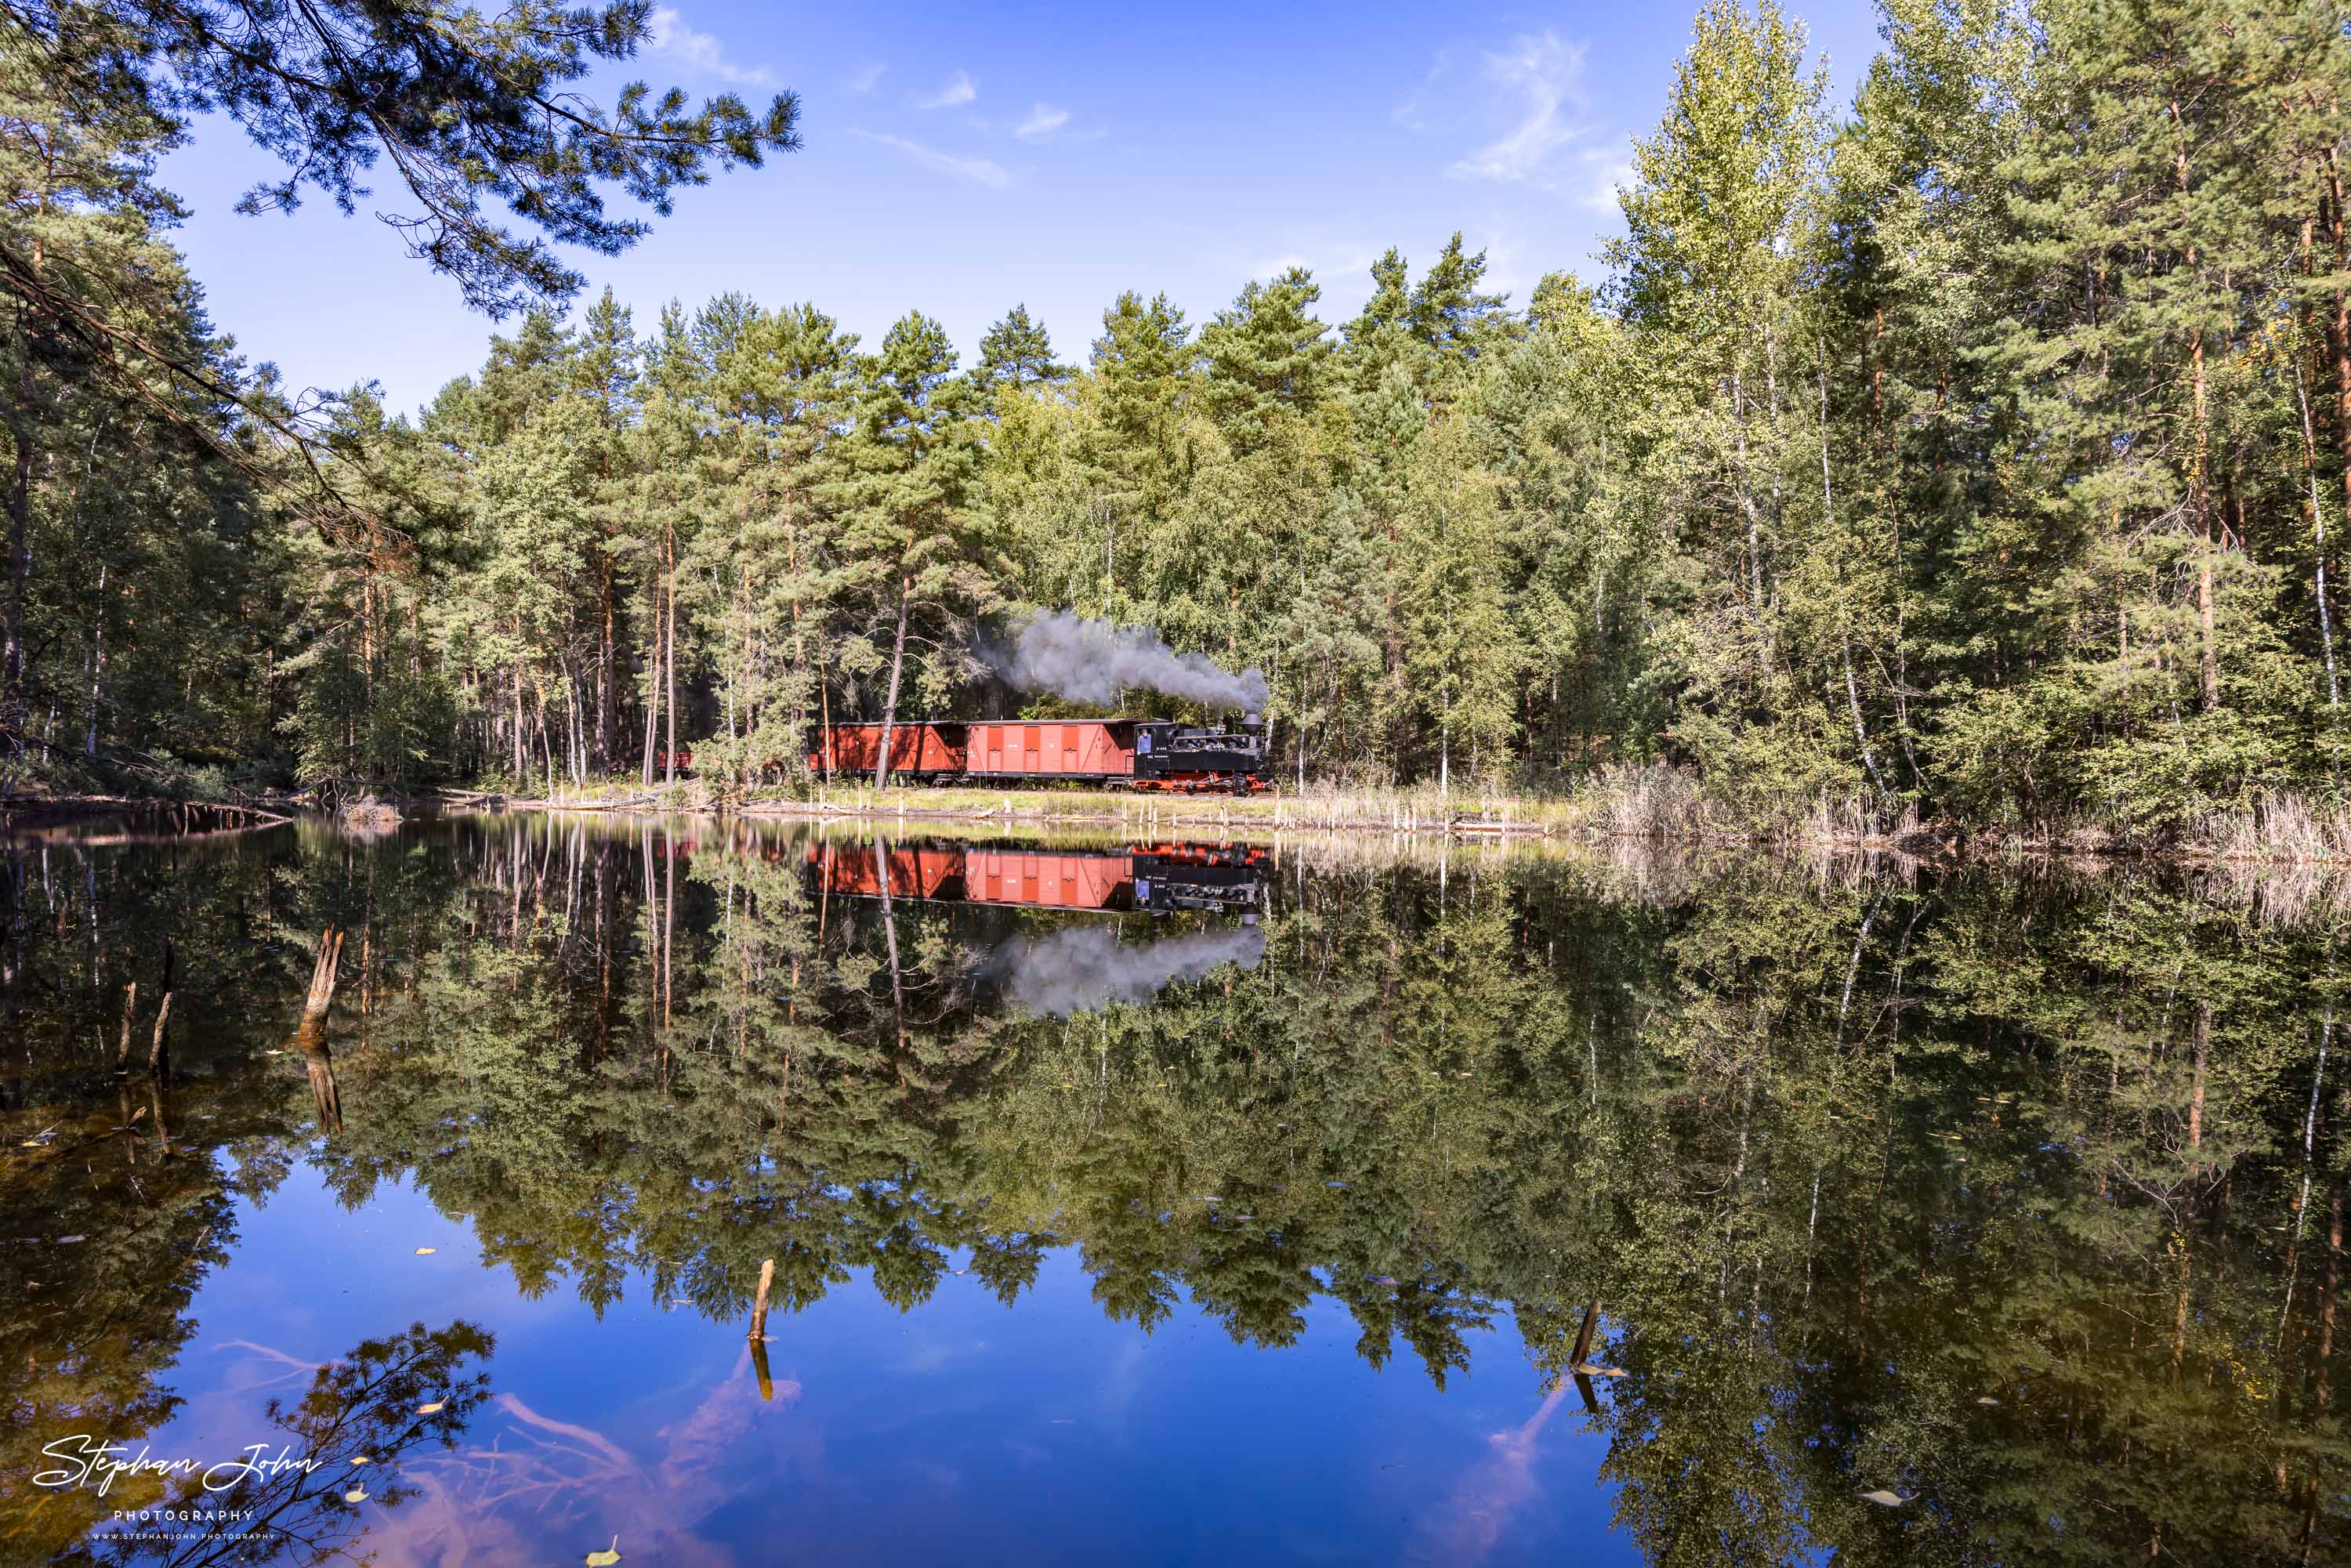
(964, 720, 1136, 781)
(808, 722, 968, 781)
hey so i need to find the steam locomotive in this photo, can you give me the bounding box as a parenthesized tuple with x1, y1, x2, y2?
(806, 715, 1271, 794)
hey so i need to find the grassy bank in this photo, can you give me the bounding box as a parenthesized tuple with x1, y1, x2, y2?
(21, 756, 2351, 868)
(440, 762, 2351, 867)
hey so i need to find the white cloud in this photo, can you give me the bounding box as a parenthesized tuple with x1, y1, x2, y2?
(853, 129, 1012, 189)
(847, 63, 885, 95)
(646, 8, 773, 87)
(1015, 103, 1070, 141)
(917, 70, 977, 110)
(1400, 31, 1596, 190)
(1449, 32, 1590, 183)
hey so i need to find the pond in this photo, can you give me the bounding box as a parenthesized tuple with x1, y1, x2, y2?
(2, 812, 2346, 1565)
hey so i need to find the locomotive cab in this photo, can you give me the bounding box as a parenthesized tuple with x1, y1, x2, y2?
(1132, 716, 1269, 788)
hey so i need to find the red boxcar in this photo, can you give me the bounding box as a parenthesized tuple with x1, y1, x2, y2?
(807, 722, 969, 781)
(962, 720, 1137, 781)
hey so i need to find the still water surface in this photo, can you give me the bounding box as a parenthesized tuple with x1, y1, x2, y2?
(2, 813, 2346, 1565)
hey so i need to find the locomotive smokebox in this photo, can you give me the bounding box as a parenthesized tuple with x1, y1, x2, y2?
(1243, 712, 1263, 730)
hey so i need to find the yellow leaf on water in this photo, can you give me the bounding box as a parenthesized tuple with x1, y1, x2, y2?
(350, 1455, 371, 1465)
(585, 1535, 623, 1566)
(415, 1247, 437, 1255)
(1858, 1489, 1908, 1507)
(415, 1400, 444, 1414)
(343, 1487, 367, 1504)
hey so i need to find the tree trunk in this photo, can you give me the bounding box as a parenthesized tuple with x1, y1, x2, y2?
(1822, 349, 1888, 795)
(2176, 105, 2219, 715)
(875, 574, 911, 789)
(2326, 144, 2351, 542)
(597, 562, 617, 773)
(2193, 327, 2220, 714)
(84, 562, 105, 755)
(662, 519, 677, 787)
(2299, 366, 2342, 715)
(4, 414, 28, 733)
(2190, 1001, 2210, 1153)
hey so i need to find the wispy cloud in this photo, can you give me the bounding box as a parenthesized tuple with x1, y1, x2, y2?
(846, 63, 885, 95)
(1015, 103, 1070, 141)
(916, 69, 977, 110)
(645, 8, 773, 87)
(1399, 31, 1595, 189)
(853, 129, 1012, 189)
(1450, 32, 1590, 183)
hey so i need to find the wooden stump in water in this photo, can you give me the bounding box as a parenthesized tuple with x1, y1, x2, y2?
(304, 1045, 344, 1133)
(147, 993, 172, 1075)
(748, 1257, 775, 1342)
(749, 1336, 776, 1403)
(114, 981, 137, 1069)
(299, 929, 346, 1045)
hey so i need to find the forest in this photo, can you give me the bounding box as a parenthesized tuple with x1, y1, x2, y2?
(6, 0, 2351, 846)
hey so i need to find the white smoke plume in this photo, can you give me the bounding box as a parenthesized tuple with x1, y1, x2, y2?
(984, 611, 1269, 713)
(990, 924, 1266, 1018)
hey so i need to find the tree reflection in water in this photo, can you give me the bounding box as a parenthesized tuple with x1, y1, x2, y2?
(2, 813, 2348, 1565)
(67, 1322, 492, 1568)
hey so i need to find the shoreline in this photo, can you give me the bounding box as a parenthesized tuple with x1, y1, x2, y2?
(15, 784, 2351, 870)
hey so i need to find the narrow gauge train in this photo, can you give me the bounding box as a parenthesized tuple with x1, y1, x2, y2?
(809, 840, 1266, 918)
(807, 716, 1270, 794)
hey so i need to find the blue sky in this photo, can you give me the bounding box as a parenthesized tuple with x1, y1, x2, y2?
(156, 0, 1882, 417)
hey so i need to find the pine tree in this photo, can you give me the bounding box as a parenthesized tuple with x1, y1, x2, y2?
(821, 313, 998, 786)
(976, 305, 1072, 401)
(1198, 266, 1332, 451)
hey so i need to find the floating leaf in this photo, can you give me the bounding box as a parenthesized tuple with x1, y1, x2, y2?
(343, 1486, 368, 1504)
(1858, 1489, 1909, 1507)
(415, 1400, 445, 1415)
(1369, 1275, 1398, 1287)
(585, 1535, 623, 1566)
(350, 1455, 372, 1465)
(414, 1246, 437, 1255)
(56, 1235, 85, 1244)
(1976, 1396, 2001, 1406)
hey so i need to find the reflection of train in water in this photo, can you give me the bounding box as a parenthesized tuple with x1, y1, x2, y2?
(807, 840, 1267, 918)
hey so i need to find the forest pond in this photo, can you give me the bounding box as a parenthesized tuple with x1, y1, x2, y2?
(4, 812, 2349, 1566)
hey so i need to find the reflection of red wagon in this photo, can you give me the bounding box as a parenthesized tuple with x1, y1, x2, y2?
(806, 719, 1269, 794)
(807, 841, 1266, 915)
